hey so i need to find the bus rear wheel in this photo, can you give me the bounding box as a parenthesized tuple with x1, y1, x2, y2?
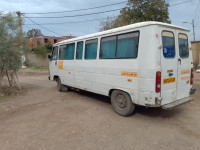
(111, 90, 135, 116)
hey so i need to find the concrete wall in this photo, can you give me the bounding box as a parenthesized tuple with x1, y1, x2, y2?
(26, 53, 49, 66)
(191, 41, 200, 65)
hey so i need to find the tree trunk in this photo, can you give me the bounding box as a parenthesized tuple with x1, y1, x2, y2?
(14, 70, 21, 90)
(6, 70, 11, 87)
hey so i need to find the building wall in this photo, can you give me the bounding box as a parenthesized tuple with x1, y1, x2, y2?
(191, 41, 200, 65)
(25, 36, 75, 67)
(27, 36, 74, 47)
(26, 53, 49, 66)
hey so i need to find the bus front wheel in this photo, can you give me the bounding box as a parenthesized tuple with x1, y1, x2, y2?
(57, 77, 69, 92)
(111, 90, 135, 116)
(57, 77, 63, 92)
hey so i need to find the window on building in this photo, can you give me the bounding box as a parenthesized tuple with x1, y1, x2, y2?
(85, 39, 98, 59)
(162, 31, 175, 58)
(116, 32, 139, 59)
(44, 38, 48, 43)
(76, 41, 83, 59)
(59, 43, 75, 60)
(54, 39, 58, 43)
(100, 36, 116, 59)
(178, 34, 189, 58)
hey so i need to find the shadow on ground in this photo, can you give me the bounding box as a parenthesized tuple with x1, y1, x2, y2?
(64, 88, 184, 119)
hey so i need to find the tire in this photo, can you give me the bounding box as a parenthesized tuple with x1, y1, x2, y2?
(57, 77, 63, 92)
(111, 90, 135, 117)
(57, 77, 70, 92)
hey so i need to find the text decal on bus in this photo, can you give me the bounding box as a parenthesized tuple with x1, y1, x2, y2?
(163, 77, 176, 84)
(121, 72, 138, 77)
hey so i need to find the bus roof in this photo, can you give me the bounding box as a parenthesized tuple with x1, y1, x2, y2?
(55, 21, 190, 45)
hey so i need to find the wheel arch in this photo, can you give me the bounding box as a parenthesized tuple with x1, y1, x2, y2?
(53, 75, 59, 81)
(109, 88, 138, 104)
(109, 88, 131, 97)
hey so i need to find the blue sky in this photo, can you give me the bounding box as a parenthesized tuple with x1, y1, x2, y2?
(1, 0, 200, 41)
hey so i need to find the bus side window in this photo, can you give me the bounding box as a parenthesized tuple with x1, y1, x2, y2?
(162, 31, 175, 58)
(178, 34, 189, 58)
(59, 45, 64, 60)
(100, 36, 116, 59)
(52, 46, 58, 60)
(85, 39, 98, 59)
(60, 43, 75, 60)
(76, 41, 83, 59)
(116, 32, 139, 59)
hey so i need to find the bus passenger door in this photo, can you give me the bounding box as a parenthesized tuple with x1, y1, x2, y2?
(160, 30, 178, 104)
(176, 32, 191, 100)
(49, 46, 58, 79)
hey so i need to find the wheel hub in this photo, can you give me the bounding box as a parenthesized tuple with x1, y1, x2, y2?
(116, 94, 126, 108)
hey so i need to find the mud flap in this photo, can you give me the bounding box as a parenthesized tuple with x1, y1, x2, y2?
(162, 97, 193, 110)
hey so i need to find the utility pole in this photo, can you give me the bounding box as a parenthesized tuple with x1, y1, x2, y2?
(183, 20, 196, 42)
(16, 11, 23, 44)
(192, 19, 195, 42)
(16, 11, 26, 68)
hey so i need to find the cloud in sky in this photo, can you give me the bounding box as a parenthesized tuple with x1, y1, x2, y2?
(0, 0, 200, 40)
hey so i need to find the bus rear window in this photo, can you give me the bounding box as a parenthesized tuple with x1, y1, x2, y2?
(162, 31, 175, 58)
(178, 34, 189, 58)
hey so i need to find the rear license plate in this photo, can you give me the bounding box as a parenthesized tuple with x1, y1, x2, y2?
(163, 77, 176, 84)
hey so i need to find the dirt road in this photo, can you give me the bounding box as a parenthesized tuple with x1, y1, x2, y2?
(0, 69, 200, 150)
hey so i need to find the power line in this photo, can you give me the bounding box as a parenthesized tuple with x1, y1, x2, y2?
(170, 0, 193, 7)
(194, 1, 200, 19)
(22, 1, 127, 14)
(25, 17, 114, 25)
(23, 7, 125, 19)
(23, 0, 193, 19)
(22, 0, 195, 36)
(22, 14, 63, 36)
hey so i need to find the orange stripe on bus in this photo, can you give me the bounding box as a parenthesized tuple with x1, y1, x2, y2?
(181, 70, 190, 75)
(181, 76, 190, 80)
(58, 61, 63, 70)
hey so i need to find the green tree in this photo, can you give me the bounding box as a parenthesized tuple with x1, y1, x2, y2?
(27, 29, 43, 38)
(99, 16, 116, 31)
(0, 12, 23, 89)
(31, 43, 52, 58)
(100, 0, 171, 30)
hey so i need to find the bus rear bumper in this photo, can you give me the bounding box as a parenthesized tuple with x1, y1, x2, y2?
(162, 97, 193, 110)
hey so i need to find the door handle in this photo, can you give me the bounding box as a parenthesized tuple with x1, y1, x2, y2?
(178, 58, 181, 65)
(55, 61, 57, 66)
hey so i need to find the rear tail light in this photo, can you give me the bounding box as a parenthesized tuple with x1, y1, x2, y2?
(156, 71, 161, 93)
(190, 68, 194, 85)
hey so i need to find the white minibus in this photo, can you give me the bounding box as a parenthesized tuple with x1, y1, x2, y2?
(48, 21, 196, 116)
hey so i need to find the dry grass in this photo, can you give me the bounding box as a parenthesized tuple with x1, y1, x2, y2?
(0, 86, 23, 96)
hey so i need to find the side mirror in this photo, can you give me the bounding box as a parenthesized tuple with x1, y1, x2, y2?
(48, 55, 53, 60)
